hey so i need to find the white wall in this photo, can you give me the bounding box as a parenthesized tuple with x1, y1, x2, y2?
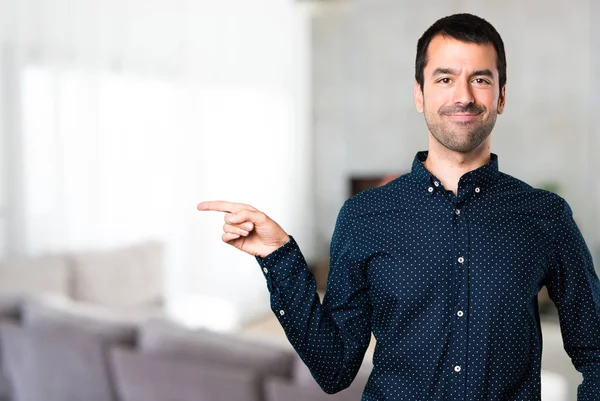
(1, 0, 313, 327)
(181, 1, 314, 322)
(311, 0, 599, 261)
(0, 45, 26, 260)
(591, 0, 600, 262)
(0, 48, 4, 259)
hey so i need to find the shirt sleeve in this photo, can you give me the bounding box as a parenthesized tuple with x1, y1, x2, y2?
(545, 201, 600, 399)
(256, 201, 372, 394)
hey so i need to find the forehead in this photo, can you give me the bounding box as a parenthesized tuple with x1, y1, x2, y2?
(425, 35, 498, 75)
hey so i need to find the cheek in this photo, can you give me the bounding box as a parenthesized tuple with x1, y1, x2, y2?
(423, 92, 446, 112)
(480, 92, 500, 110)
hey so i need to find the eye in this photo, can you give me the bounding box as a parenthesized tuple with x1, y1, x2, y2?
(473, 78, 491, 85)
(437, 77, 451, 84)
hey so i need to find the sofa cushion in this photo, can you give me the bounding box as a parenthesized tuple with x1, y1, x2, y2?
(21, 297, 137, 343)
(0, 317, 13, 400)
(70, 241, 163, 308)
(0, 321, 125, 401)
(0, 294, 35, 401)
(0, 255, 70, 297)
(265, 378, 366, 401)
(0, 293, 25, 320)
(0, 294, 75, 401)
(110, 347, 261, 401)
(139, 318, 295, 380)
(0, 375, 11, 401)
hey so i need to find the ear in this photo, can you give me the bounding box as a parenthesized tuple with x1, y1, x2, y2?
(414, 81, 424, 113)
(497, 85, 506, 114)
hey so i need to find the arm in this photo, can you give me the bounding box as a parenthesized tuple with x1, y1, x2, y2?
(545, 201, 600, 398)
(257, 202, 371, 393)
(197, 200, 372, 393)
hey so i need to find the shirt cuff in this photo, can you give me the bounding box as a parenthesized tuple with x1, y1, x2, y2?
(256, 236, 308, 291)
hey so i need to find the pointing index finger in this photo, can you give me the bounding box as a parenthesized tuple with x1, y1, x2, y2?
(197, 201, 247, 213)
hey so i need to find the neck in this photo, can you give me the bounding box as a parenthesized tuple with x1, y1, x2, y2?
(423, 134, 491, 195)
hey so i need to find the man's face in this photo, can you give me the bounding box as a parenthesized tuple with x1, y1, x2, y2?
(414, 35, 506, 153)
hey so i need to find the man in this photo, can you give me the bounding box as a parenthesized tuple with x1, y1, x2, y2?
(198, 13, 600, 400)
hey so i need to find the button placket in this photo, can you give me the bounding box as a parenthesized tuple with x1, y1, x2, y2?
(450, 201, 469, 397)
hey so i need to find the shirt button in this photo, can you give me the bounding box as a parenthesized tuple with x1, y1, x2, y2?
(433, 181, 440, 187)
(475, 187, 481, 193)
(263, 267, 268, 273)
(457, 310, 464, 317)
(279, 310, 285, 316)
(455, 208, 461, 215)
(454, 365, 462, 373)
(428, 187, 434, 193)
(458, 256, 464, 264)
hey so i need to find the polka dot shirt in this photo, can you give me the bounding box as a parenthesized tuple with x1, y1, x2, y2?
(257, 151, 600, 400)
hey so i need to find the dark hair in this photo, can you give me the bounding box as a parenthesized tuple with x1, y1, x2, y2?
(415, 13, 506, 91)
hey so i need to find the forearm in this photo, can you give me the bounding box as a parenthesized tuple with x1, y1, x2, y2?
(258, 237, 370, 393)
(547, 201, 600, 400)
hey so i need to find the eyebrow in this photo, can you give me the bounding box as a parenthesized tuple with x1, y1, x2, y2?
(432, 68, 495, 79)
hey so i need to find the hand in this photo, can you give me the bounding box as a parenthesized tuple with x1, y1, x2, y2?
(197, 201, 291, 258)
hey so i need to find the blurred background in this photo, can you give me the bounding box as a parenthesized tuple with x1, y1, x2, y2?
(0, 0, 597, 400)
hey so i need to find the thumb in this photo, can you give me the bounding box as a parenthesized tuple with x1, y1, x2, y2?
(225, 209, 268, 226)
(226, 213, 242, 223)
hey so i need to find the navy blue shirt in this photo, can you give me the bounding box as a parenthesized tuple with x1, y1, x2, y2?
(257, 151, 600, 400)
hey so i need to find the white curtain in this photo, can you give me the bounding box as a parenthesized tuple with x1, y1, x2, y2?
(0, 0, 314, 327)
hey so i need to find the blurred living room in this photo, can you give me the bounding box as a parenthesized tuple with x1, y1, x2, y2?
(0, 0, 598, 400)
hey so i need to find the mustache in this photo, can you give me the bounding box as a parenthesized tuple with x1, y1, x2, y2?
(440, 104, 485, 115)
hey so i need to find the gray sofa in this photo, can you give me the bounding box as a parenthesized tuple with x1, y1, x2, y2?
(0, 239, 371, 401)
(0, 240, 161, 401)
(0, 297, 371, 401)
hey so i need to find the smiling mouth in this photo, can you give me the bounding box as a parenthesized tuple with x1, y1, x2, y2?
(444, 113, 481, 122)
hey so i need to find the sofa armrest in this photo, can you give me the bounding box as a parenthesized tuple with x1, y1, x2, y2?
(110, 347, 262, 401)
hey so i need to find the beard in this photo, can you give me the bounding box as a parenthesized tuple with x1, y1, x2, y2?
(423, 102, 497, 153)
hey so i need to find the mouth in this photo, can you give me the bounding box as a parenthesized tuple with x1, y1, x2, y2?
(444, 113, 481, 122)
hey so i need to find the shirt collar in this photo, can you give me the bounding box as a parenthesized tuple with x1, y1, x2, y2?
(411, 151, 500, 193)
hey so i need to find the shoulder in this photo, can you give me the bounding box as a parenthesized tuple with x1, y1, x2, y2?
(496, 172, 569, 219)
(340, 173, 415, 219)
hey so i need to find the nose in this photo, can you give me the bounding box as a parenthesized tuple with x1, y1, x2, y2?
(452, 78, 474, 106)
